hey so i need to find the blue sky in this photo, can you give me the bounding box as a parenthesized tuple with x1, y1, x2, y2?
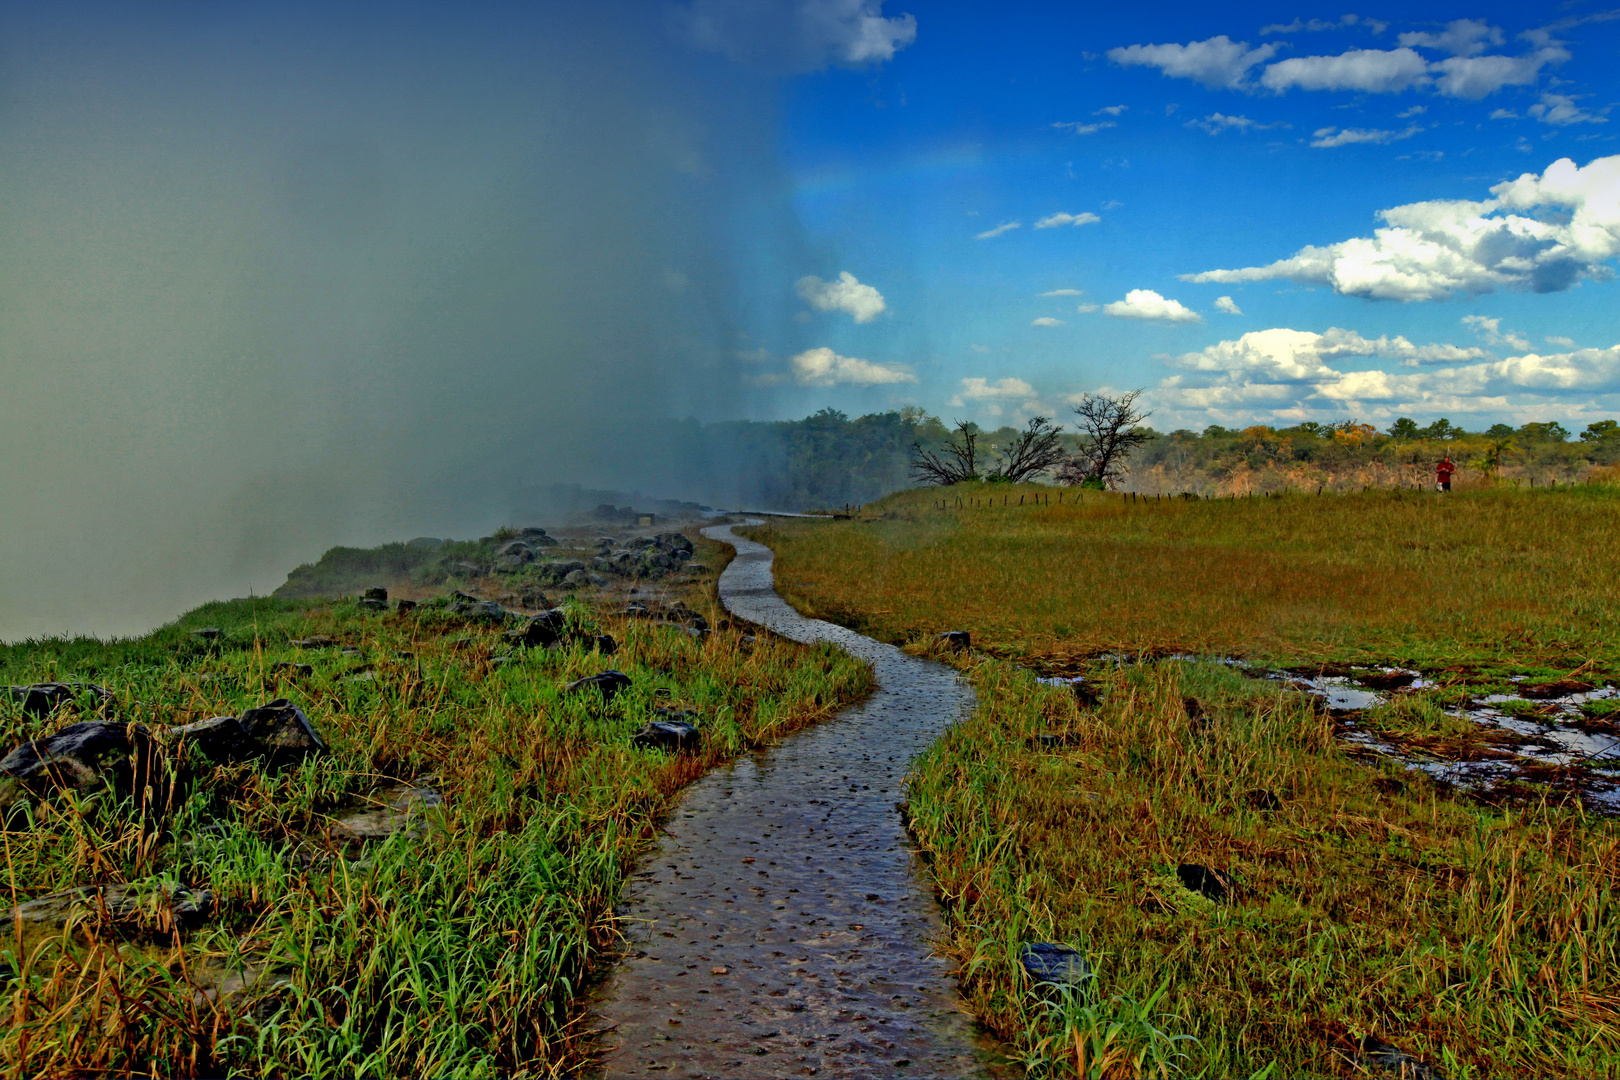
(734, 0, 1620, 432)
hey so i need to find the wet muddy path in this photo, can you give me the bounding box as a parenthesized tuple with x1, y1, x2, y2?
(586, 523, 1008, 1079)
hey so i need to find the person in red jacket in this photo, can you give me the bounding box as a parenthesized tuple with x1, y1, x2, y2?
(1436, 454, 1455, 492)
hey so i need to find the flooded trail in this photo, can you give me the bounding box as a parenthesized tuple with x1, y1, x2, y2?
(586, 522, 1008, 1079)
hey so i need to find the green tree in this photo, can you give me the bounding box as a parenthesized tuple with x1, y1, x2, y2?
(1581, 420, 1618, 443)
(1519, 421, 1571, 443)
(1387, 417, 1421, 439)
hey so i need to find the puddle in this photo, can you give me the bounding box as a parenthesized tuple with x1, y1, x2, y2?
(584, 523, 1014, 1079)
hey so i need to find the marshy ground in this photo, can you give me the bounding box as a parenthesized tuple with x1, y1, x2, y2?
(755, 481, 1620, 1078)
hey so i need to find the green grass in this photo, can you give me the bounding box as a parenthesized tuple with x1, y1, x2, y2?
(757, 483, 1620, 1078)
(1, 535, 871, 1078)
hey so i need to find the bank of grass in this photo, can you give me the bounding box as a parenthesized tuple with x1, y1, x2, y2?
(1, 536, 871, 1078)
(756, 483, 1620, 1078)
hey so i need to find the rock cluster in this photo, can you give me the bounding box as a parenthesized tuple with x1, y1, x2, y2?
(505, 608, 616, 653)
(593, 533, 696, 580)
(5, 682, 111, 719)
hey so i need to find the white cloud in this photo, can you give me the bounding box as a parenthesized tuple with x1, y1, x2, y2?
(1261, 47, 1430, 93)
(1104, 289, 1203, 323)
(1529, 93, 1608, 126)
(1170, 326, 1488, 381)
(1040, 288, 1084, 296)
(1031, 317, 1065, 327)
(970, 344, 991, 353)
(674, 0, 917, 72)
(948, 376, 1045, 418)
(1076, 303, 1100, 313)
(796, 271, 887, 323)
(1108, 35, 1279, 90)
(1546, 335, 1576, 347)
(1397, 105, 1427, 118)
(1182, 154, 1620, 301)
(1188, 112, 1289, 134)
(1262, 14, 1386, 35)
(1431, 45, 1569, 99)
(1310, 124, 1422, 148)
(975, 221, 1022, 240)
(1490, 108, 1519, 120)
(1034, 211, 1101, 228)
(1397, 18, 1503, 57)
(1461, 314, 1531, 351)
(1052, 120, 1116, 135)
(790, 346, 916, 386)
(1095, 104, 1129, 116)
(1214, 295, 1243, 314)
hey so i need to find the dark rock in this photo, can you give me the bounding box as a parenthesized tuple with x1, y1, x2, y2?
(1019, 943, 1092, 988)
(679, 626, 708, 642)
(292, 636, 333, 649)
(519, 527, 549, 539)
(238, 699, 327, 770)
(166, 716, 257, 766)
(562, 569, 590, 588)
(340, 646, 363, 657)
(938, 631, 971, 651)
(357, 598, 388, 612)
(1, 721, 150, 794)
(685, 563, 709, 574)
(451, 590, 478, 602)
(563, 670, 632, 702)
(657, 532, 695, 554)
(395, 599, 418, 614)
(192, 627, 223, 641)
(8, 880, 213, 933)
(1181, 696, 1206, 721)
(446, 560, 484, 577)
(1070, 681, 1102, 710)
(271, 662, 313, 677)
(362, 587, 388, 602)
(448, 599, 516, 623)
(517, 586, 553, 609)
(593, 634, 617, 656)
(492, 554, 530, 574)
(1244, 788, 1282, 812)
(1176, 864, 1233, 903)
(5, 683, 111, 720)
(489, 655, 513, 670)
(632, 720, 700, 753)
(1034, 732, 1079, 749)
(497, 541, 534, 559)
(1357, 670, 1418, 691)
(507, 608, 570, 648)
(1358, 1036, 1439, 1080)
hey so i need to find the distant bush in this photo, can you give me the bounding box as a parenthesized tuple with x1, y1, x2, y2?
(275, 542, 441, 598)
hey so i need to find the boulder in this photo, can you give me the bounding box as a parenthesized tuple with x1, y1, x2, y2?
(1019, 943, 1092, 989)
(446, 560, 484, 577)
(8, 880, 213, 933)
(507, 607, 570, 648)
(1358, 1037, 1437, 1080)
(563, 670, 632, 702)
(192, 627, 223, 641)
(357, 598, 388, 611)
(448, 599, 516, 623)
(1, 721, 151, 796)
(395, 599, 418, 614)
(166, 716, 257, 766)
(938, 631, 971, 651)
(519, 527, 549, 539)
(292, 636, 333, 649)
(362, 587, 388, 602)
(498, 541, 534, 559)
(562, 569, 590, 588)
(238, 699, 327, 770)
(632, 720, 700, 753)
(5, 683, 111, 720)
(492, 554, 530, 574)
(271, 662, 314, 677)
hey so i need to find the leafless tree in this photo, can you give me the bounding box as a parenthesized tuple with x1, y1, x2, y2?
(910, 420, 981, 485)
(989, 416, 1066, 483)
(1064, 390, 1152, 487)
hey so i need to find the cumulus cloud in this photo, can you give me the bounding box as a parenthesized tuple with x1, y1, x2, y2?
(1035, 211, 1101, 228)
(674, 0, 917, 72)
(1261, 47, 1430, 93)
(790, 346, 915, 386)
(1040, 288, 1085, 296)
(1104, 289, 1203, 323)
(1430, 45, 1568, 98)
(1076, 303, 1100, 313)
(1187, 112, 1288, 134)
(1214, 295, 1242, 314)
(1310, 124, 1422, 148)
(948, 376, 1047, 417)
(1155, 330, 1620, 422)
(1546, 335, 1576, 347)
(1397, 18, 1503, 57)
(975, 221, 1022, 239)
(1108, 35, 1279, 90)
(1095, 104, 1129, 116)
(1182, 154, 1620, 301)
(1530, 93, 1608, 126)
(796, 271, 887, 323)
(1031, 317, 1065, 327)
(1052, 120, 1117, 135)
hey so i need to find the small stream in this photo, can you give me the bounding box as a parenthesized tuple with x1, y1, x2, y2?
(585, 523, 1010, 1079)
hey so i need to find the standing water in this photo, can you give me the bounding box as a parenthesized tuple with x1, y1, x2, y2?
(586, 523, 1010, 1079)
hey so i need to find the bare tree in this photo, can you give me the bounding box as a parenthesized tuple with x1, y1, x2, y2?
(989, 416, 1066, 483)
(1064, 390, 1152, 488)
(909, 420, 982, 485)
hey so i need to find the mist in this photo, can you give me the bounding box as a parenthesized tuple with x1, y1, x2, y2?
(0, 1, 813, 641)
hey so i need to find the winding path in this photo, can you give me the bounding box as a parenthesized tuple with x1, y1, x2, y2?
(586, 522, 1006, 1079)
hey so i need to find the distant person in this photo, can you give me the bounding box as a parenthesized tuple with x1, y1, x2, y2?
(1436, 454, 1455, 492)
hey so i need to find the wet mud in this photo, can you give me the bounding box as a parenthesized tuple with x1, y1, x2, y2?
(586, 523, 1010, 1079)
